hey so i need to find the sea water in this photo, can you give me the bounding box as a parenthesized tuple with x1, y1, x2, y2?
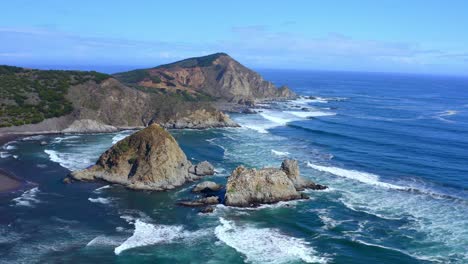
(0, 70, 467, 263)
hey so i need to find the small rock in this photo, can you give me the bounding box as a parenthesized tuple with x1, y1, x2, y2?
(177, 196, 220, 207)
(194, 161, 215, 176)
(241, 108, 256, 114)
(62, 177, 72, 184)
(199, 206, 215, 214)
(192, 181, 223, 193)
(40, 141, 48, 146)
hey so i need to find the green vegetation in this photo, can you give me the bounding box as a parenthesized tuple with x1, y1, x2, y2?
(113, 69, 150, 84)
(155, 53, 228, 69)
(0, 65, 111, 127)
(114, 140, 130, 154)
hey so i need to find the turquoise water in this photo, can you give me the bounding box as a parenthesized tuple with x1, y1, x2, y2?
(1, 70, 467, 263)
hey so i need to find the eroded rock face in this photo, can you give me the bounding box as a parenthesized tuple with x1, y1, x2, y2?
(281, 159, 328, 191)
(159, 109, 239, 129)
(224, 166, 301, 207)
(70, 124, 195, 190)
(192, 181, 223, 193)
(224, 160, 327, 207)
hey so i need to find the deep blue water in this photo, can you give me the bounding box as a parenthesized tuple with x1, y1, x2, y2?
(1, 70, 467, 263)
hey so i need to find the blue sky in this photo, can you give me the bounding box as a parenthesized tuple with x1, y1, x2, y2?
(1, 0, 467, 75)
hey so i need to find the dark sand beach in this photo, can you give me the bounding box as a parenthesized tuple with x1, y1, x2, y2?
(0, 134, 23, 192)
(0, 168, 22, 193)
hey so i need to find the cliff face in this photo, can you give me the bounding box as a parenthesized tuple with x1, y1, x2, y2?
(114, 53, 297, 103)
(70, 124, 201, 190)
(0, 73, 237, 133)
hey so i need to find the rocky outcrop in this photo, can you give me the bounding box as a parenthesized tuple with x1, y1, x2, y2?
(192, 181, 223, 193)
(114, 53, 297, 103)
(62, 119, 118, 133)
(70, 124, 206, 190)
(191, 161, 215, 176)
(224, 160, 326, 207)
(159, 109, 239, 129)
(281, 159, 327, 191)
(177, 196, 219, 207)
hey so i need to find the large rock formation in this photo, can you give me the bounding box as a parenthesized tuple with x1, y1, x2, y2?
(224, 160, 326, 207)
(70, 124, 208, 190)
(114, 53, 297, 103)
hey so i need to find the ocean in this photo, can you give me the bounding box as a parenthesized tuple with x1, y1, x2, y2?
(1, 70, 467, 263)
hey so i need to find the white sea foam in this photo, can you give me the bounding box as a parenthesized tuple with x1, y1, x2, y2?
(434, 110, 459, 123)
(88, 197, 112, 205)
(4, 144, 17, 150)
(86, 235, 123, 247)
(285, 111, 336, 118)
(44, 149, 94, 171)
(215, 218, 328, 263)
(12, 187, 40, 207)
(94, 185, 111, 193)
(0, 151, 11, 158)
(52, 135, 80, 144)
(438, 110, 458, 117)
(21, 135, 46, 141)
(271, 149, 290, 157)
(114, 219, 208, 255)
(237, 108, 335, 134)
(306, 162, 405, 190)
(112, 134, 128, 144)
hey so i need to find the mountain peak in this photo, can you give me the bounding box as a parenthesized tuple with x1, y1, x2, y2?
(155, 52, 230, 69)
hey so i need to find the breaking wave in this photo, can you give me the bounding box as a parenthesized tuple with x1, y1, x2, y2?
(271, 149, 290, 157)
(215, 218, 328, 263)
(114, 219, 208, 255)
(306, 162, 406, 190)
(12, 187, 40, 207)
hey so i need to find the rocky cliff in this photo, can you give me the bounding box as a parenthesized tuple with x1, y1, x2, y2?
(70, 124, 212, 190)
(114, 53, 297, 104)
(0, 66, 237, 133)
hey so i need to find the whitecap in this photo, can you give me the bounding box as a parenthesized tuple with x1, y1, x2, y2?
(12, 187, 40, 207)
(52, 135, 81, 144)
(44, 149, 94, 171)
(0, 151, 11, 158)
(88, 197, 112, 205)
(114, 219, 208, 255)
(438, 110, 458, 117)
(87, 235, 123, 247)
(112, 134, 128, 144)
(215, 218, 328, 263)
(284, 111, 336, 118)
(4, 144, 17, 150)
(21, 135, 45, 141)
(306, 162, 406, 190)
(94, 185, 111, 193)
(271, 149, 290, 157)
